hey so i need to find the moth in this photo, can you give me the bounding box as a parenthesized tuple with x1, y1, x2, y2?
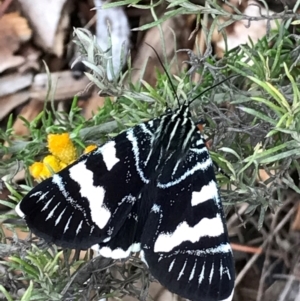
(16, 77, 235, 300)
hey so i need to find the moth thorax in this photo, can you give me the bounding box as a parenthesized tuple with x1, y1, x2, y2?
(163, 118, 195, 155)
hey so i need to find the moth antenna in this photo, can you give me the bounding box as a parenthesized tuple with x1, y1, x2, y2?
(145, 42, 180, 107)
(188, 75, 237, 107)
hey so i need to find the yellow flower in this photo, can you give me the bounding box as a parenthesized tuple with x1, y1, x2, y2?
(47, 133, 77, 164)
(29, 162, 51, 181)
(29, 162, 44, 180)
(59, 161, 68, 170)
(43, 155, 61, 173)
(39, 165, 52, 180)
(84, 144, 97, 154)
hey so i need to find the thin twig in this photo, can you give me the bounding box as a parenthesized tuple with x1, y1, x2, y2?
(235, 206, 296, 286)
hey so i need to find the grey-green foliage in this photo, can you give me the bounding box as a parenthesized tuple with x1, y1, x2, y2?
(1, 3, 300, 300)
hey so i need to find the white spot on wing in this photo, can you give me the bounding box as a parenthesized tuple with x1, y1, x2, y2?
(198, 263, 205, 285)
(154, 214, 224, 253)
(92, 242, 141, 259)
(220, 259, 223, 280)
(41, 197, 54, 212)
(192, 180, 219, 206)
(100, 141, 120, 171)
(15, 203, 24, 218)
(168, 259, 176, 272)
(55, 207, 66, 226)
(131, 243, 141, 252)
(140, 250, 148, 267)
(151, 204, 160, 213)
(45, 202, 60, 220)
(177, 260, 187, 280)
(186, 243, 232, 255)
(225, 267, 232, 280)
(30, 191, 43, 197)
(189, 260, 197, 281)
(64, 215, 73, 233)
(209, 262, 214, 284)
(76, 220, 83, 234)
(52, 174, 66, 194)
(38, 192, 50, 201)
(98, 205, 111, 229)
(69, 161, 111, 229)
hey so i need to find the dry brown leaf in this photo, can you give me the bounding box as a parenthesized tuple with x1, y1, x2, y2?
(13, 99, 44, 136)
(130, 15, 194, 86)
(17, 45, 41, 73)
(0, 90, 30, 121)
(1, 223, 29, 242)
(30, 70, 91, 101)
(81, 90, 106, 120)
(0, 12, 32, 73)
(18, 0, 70, 56)
(292, 203, 300, 231)
(210, 0, 279, 57)
(0, 72, 33, 97)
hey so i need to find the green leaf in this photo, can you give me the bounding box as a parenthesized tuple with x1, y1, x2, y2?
(132, 8, 185, 31)
(0, 199, 17, 209)
(9, 256, 40, 279)
(218, 147, 242, 160)
(0, 285, 13, 301)
(238, 106, 277, 125)
(258, 205, 266, 230)
(102, 0, 141, 9)
(6, 114, 13, 131)
(21, 281, 34, 301)
(259, 148, 300, 164)
(284, 62, 300, 108)
(248, 76, 290, 112)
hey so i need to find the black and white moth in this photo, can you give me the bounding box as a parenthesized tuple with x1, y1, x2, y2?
(16, 99, 235, 301)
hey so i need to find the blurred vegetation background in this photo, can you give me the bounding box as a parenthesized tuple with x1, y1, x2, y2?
(1, 0, 300, 300)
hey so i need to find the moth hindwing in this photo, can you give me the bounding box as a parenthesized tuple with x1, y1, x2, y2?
(16, 104, 234, 301)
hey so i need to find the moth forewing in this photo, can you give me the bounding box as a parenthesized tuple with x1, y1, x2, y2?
(140, 130, 234, 301)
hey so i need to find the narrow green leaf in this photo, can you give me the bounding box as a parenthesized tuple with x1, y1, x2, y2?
(102, 0, 140, 9)
(82, 60, 105, 78)
(0, 200, 17, 209)
(271, 40, 283, 74)
(243, 143, 288, 163)
(259, 148, 300, 164)
(132, 8, 184, 31)
(44, 251, 63, 273)
(282, 176, 300, 194)
(6, 114, 13, 130)
(238, 106, 277, 125)
(248, 76, 290, 111)
(9, 257, 40, 279)
(266, 82, 290, 111)
(251, 96, 284, 114)
(258, 206, 266, 230)
(0, 285, 13, 301)
(283, 62, 300, 107)
(21, 281, 33, 301)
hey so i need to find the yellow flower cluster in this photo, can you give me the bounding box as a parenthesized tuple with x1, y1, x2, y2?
(29, 133, 97, 181)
